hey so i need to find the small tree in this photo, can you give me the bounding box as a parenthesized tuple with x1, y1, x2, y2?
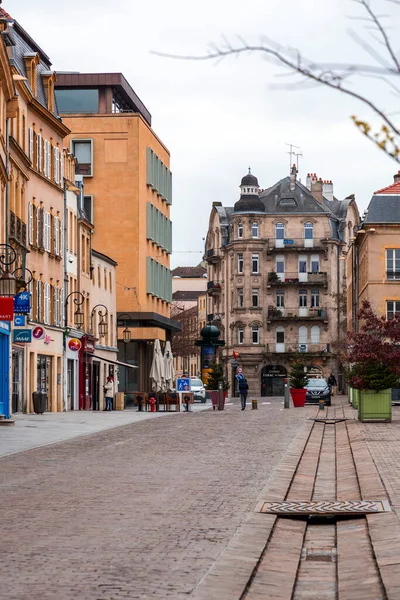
(206, 360, 230, 391)
(289, 360, 309, 390)
(345, 300, 400, 390)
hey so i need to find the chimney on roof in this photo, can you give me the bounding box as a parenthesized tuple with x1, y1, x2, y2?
(394, 170, 400, 184)
(290, 164, 297, 191)
(322, 180, 334, 201)
(311, 178, 323, 204)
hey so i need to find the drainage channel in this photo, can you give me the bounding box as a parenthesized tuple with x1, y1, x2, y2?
(244, 414, 387, 600)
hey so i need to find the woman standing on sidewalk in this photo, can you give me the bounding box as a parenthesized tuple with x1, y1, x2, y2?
(104, 376, 114, 411)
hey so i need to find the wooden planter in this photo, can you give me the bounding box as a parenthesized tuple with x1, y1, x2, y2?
(358, 389, 392, 422)
(351, 388, 360, 410)
(290, 388, 306, 408)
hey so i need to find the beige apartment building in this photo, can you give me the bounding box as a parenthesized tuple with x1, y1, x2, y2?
(347, 171, 400, 329)
(205, 167, 358, 396)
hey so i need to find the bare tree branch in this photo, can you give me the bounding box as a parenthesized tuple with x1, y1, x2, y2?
(354, 0, 400, 71)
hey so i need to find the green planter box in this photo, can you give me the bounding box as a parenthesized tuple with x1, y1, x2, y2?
(351, 388, 359, 410)
(358, 389, 392, 422)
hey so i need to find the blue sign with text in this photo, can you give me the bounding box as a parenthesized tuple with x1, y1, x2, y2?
(13, 329, 32, 343)
(284, 239, 294, 245)
(14, 315, 26, 327)
(14, 292, 31, 314)
(176, 378, 191, 391)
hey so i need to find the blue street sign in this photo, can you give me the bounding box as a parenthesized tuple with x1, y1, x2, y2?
(236, 373, 245, 382)
(14, 315, 26, 327)
(176, 378, 191, 391)
(13, 329, 32, 343)
(284, 239, 294, 245)
(14, 292, 31, 314)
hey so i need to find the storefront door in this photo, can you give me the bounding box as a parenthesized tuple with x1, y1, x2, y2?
(261, 365, 287, 397)
(12, 348, 24, 413)
(67, 359, 75, 410)
(92, 361, 100, 411)
(0, 326, 10, 418)
(37, 355, 52, 411)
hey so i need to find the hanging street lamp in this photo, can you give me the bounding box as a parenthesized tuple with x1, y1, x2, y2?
(65, 291, 85, 330)
(90, 304, 109, 338)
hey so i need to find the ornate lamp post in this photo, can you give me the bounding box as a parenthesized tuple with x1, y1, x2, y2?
(117, 313, 131, 394)
(0, 244, 32, 296)
(90, 304, 108, 338)
(65, 291, 85, 330)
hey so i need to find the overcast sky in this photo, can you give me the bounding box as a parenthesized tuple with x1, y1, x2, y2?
(10, 0, 400, 267)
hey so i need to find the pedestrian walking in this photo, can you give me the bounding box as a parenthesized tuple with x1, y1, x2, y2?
(327, 373, 337, 396)
(239, 378, 249, 410)
(104, 376, 114, 411)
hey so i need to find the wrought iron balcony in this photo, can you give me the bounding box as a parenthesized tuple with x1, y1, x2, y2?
(264, 342, 332, 355)
(9, 211, 27, 246)
(207, 280, 222, 294)
(267, 271, 328, 286)
(267, 238, 327, 252)
(267, 307, 328, 321)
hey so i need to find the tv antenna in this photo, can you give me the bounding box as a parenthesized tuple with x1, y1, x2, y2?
(286, 143, 302, 171)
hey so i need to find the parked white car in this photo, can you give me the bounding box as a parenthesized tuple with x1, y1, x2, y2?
(190, 377, 207, 403)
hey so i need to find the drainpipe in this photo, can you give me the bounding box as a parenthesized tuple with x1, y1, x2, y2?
(5, 117, 10, 246)
(337, 243, 341, 389)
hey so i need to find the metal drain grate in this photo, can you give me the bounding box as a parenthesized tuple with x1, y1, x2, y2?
(260, 500, 391, 515)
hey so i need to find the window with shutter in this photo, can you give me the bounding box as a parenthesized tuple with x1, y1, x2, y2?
(28, 203, 33, 245)
(36, 281, 42, 322)
(60, 220, 64, 257)
(60, 151, 64, 184)
(36, 207, 43, 247)
(29, 128, 34, 162)
(59, 288, 64, 327)
(54, 216, 59, 255)
(43, 283, 48, 324)
(44, 212, 50, 252)
(54, 147, 59, 184)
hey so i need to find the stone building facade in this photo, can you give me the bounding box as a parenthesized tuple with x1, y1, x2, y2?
(205, 167, 358, 396)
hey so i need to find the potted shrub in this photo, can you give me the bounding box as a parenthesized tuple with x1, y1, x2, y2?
(345, 301, 400, 422)
(289, 360, 309, 407)
(206, 360, 230, 410)
(267, 305, 283, 318)
(268, 271, 280, 283)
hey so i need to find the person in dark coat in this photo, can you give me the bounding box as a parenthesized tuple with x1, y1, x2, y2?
(327, 373, 337, 395)
(238, 378, 249, 410)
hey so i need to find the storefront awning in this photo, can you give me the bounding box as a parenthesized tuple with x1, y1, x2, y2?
(92, 354, 139, 369)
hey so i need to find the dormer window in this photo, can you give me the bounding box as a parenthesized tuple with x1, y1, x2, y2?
(42, 72, 56, 113)
(251, 222, 259, 238)
(24, 53, 40, 97)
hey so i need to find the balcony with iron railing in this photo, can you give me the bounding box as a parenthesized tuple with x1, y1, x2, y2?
(205, 248, 222, 263)
(267, 237, 327, 252)
(207, 280, 222, 294)
(264, 342, 332, 355)
(267, 271, 328, 286)
(9, 211, 27, 247)
(267, 306, 328, 322)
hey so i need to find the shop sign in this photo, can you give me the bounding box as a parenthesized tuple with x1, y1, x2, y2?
(14, 292, 31, 314)
(306, 365, 323, 377)
(13, 329, 32, 343)
(32, 326, 45, 340)
(0, 297, 14, 321)
(83, 337, 95, 353)
(0, 321, 10, 333)
(68, 338, 82, 352)
(14, 315, 26, 327)
(44, 334, 53, 345)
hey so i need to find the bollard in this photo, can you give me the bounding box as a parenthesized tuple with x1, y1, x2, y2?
(183, 394, 190, 412)
(252, 398, 258, 410)
(319, 398, 325, 411)
(284, 379, 290, 409)
(218, 380, 224, 411)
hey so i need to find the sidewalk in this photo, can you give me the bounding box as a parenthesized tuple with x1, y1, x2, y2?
(0, 401, 211, 458)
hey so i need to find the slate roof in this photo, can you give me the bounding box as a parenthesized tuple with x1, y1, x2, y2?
(0, 8, 58, 116)
(259, 177, 337, 217)
(172, 290, 204, 301)
(172, 266, 207, 278)
(364, 195, 400, 224)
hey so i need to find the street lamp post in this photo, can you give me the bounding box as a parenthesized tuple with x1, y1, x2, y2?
(65, 291, 85, 330)
(117, 313, 131, 396)
(90, 304, 108, 338)
(0, 244, 33, 296)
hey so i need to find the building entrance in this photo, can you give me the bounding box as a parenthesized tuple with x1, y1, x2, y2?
(37, 355, 52, 411)
(261, 365, 287, 397)
(12, 348, 24, 413)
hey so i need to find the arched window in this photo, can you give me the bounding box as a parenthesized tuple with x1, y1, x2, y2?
(251, 222, 259, 238)
(311, 326, 320, 344)
(276, 222, 285, 240)
(304, 222, 313, 239)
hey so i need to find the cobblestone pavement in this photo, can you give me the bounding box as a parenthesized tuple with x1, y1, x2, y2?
(0, 397, 316, 600)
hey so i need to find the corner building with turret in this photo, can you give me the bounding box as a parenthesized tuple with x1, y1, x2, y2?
(205, 167, 359, 396)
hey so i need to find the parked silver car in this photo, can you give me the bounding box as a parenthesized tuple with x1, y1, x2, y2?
(190, 378, 207, 403)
